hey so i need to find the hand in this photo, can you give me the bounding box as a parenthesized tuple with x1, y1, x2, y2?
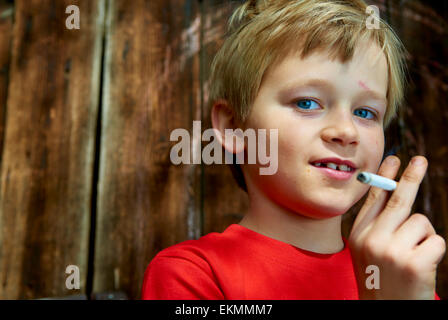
(348, 155, 446, 300)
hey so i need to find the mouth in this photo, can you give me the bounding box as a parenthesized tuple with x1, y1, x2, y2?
(309, 158, 358, 180)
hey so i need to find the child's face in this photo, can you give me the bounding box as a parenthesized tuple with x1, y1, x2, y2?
(242, 40, 388, 219)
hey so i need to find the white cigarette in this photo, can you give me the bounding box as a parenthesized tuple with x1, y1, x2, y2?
(357, 172, 397, 191)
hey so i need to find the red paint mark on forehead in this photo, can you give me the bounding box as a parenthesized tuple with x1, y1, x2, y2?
(358, 81, 370, 90)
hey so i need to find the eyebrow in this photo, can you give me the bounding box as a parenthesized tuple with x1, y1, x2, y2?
(358, 89, 388, 107)
(278, 78, 387, 106)
(278, 79, 332, 97)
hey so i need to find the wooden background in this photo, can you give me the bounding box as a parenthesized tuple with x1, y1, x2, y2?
(0, 0, 446, 300)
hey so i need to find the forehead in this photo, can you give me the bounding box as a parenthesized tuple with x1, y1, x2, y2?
(261, 40, 389, 97)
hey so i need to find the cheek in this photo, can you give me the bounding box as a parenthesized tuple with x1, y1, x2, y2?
(278, 123, 311, 160)
(366, 135, 385, 170)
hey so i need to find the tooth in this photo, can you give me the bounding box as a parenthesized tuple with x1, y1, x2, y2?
(327, 163, 338, 170)
(339, 164, 349, 171)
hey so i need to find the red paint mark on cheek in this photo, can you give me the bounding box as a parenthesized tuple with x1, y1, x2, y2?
(359, 81, 370, 90)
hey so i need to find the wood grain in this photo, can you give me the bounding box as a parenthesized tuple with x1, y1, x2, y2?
(0, 0, 13, 170)
(0, 0, 105, 299)
(92, 0, 202, 299)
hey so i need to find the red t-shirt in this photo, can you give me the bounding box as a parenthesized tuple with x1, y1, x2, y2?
(141, 223, 441, 300)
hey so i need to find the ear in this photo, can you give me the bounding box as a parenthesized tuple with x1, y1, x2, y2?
(211, 100, 245, 155)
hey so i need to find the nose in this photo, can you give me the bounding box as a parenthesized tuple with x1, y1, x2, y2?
(321, 107, 360, 147)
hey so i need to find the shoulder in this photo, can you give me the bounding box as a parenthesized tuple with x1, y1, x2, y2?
(153, 224, 243, 262)
(141, 225, 242, 299)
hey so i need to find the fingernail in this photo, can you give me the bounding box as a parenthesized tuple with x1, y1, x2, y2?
(386, 156, 398, 165)
(412, 157, 425, 166)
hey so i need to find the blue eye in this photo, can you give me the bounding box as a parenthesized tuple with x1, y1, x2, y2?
(354, 108, 376, 120)
(296, 99, 320, 110)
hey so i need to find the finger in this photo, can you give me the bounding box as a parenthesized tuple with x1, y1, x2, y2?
(412, 234, 446, 268)
(351, 155, 401, 235)
(375, 156, 428, 234)
(392, 213, 436, 250)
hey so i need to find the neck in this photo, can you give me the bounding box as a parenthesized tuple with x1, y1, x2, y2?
(239, 185, 345, 254)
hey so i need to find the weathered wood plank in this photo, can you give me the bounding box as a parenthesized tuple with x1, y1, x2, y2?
(0, 0, 105, 299)
(201, 0, 249, 235)
(0, 0, 13, 170)
(93, 0, 202, 299)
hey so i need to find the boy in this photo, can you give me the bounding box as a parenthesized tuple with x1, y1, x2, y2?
(141, 0, 445, 299)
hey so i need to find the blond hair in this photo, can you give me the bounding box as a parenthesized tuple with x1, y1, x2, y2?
(209, 0, 408, 192)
